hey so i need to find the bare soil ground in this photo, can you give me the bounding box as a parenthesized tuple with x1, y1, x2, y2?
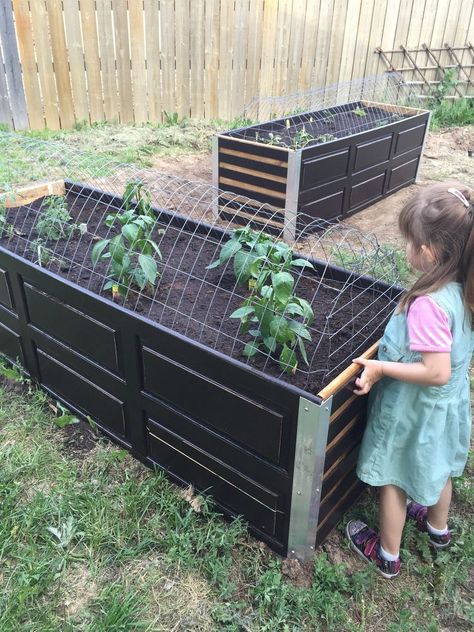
(150, 126, 474, 248)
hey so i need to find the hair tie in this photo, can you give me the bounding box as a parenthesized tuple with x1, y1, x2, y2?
(448, 187, 471, 208)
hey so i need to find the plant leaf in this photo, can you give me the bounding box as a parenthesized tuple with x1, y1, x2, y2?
(122, 223, 140, 243)
(292, 258, 314, 269)
(243, 341, 260, 357)
(138, 254, 158, 284)
(233, 249, 256, 284)
(279, 344, 298, 374)
(230, 305, 255, 319)
(288, 320, 312, 341)
(220, 239, 242, 263)
(298, 337, 309, 365)
(263, 336, 277, 353)
(91, 239, 110, 266)
(272, 271, 294, 303)
(53, 414, 80, 428)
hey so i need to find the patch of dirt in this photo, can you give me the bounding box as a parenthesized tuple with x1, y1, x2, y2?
(281, 557, 314, 588)
(151, 152, 213, 184)
(0, 374, 27, 395)
(62, 419, 99, 454)
(59, 563, 97, 620)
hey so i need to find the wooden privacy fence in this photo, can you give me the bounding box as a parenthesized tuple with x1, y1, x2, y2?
(0, 0, 474, 130)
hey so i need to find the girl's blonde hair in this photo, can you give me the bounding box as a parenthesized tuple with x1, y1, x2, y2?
(398, 181, 474, 313)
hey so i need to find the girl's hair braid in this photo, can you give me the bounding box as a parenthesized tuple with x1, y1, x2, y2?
(398, 181, 474, 313)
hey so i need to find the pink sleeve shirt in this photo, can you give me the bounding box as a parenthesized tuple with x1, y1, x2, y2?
(406, 296, 452, 353)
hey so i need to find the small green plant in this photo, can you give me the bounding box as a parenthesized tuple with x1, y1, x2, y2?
(230, 270, 314, 374)
(316, 133, 336, 143)
(352, 107, 367, 117)
(291, 126, 314, 149)
(163, 111, 185, 126)
(29, 238, 51, 267)
(430, 68, 458, 106)
(36, 195, 77, 241)
(91, 182, 163, 298)
(207, 226, 313, 289)
(261, 132, 283, 146)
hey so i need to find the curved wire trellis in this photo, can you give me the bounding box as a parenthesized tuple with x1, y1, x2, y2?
(0, 133, 405, 392)
(239, 73, 424, 149)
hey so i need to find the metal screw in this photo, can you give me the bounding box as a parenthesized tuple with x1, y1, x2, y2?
(304, 406, 309, 411)
(325, 406, 329, 411)
(297, 491, 301, 495)
(316, 488, 320, 492)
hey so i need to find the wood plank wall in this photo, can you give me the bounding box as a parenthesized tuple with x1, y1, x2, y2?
(1, 0, 473, 130)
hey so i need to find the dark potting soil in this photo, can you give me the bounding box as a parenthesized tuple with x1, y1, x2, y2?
(1, 191, 396, 394)
(228, 102, 409, 149)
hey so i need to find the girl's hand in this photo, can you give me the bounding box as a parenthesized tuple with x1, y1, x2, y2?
(352, 358, 384, 395)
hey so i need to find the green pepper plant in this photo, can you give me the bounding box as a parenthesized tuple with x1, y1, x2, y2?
(207, 226, 313, 289)
(91, 181, 163, 298)
(230, 270, 314, 374)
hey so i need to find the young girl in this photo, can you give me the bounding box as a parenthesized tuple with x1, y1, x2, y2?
(346, 182, 473, 579)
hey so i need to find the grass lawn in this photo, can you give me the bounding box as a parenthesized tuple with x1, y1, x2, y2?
(0, 122, 473, 630)
(0, 364, 473, 631)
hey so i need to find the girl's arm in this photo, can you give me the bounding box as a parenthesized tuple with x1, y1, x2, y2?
(352, 353, 451, 396)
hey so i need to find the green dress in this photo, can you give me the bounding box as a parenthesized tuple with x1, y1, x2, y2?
(357, 282, 473, 506)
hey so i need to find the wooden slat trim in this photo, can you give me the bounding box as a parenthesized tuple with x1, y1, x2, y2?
(218, 192, 284, 215)
(219, 146, 289, 167)
(5, 181, 66, 208)
(360, 100, 429, 116)
(330, 392, 357, 421)
(323, 445, 356, 482)
(219, 177, 287, 200)
(325, 413, 359, 454)
(219, 161, 287, 184)
(219, 207, 284, 229)
(318, 341, 379, 401)
(218, 135, 291, 154)
(317, 478, 362, 532)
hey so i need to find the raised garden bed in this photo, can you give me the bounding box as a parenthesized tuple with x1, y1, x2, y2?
(0, 180, 401, 559)
(214, 100, 430, 238)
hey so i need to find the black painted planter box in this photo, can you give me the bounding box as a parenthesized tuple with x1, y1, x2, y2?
(0, 181, 399, 559)
(214, 101, 430, 238)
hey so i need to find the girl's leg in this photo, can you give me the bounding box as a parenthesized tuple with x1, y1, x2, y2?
(379, 484, 407, 555)
(427, 477, 452, 530)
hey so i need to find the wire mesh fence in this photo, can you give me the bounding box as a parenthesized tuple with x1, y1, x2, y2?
(239, 73, 425, 149)
(0, 133, 404, 392)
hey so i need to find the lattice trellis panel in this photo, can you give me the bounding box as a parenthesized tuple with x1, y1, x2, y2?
(377, 44, 474, 98)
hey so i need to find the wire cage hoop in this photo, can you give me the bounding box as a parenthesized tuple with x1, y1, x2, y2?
(0, 133, 403, 393)
(239, 73, 422, 149)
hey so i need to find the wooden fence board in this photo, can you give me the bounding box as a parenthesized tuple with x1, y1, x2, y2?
(314, 0, 335, 89)
(0, 37, 12, 126)
(350, 0, 375, 82)
(286, 0, 306, 97)
(29, 0, 60, 129)
(298, 0, 318, 91)
(113, 0, 133, 123)
(231, 0, 250, 117)
(46, 0, 75, 129)
(144, 0, 161, 122)
(326, 0, 349, 96)
(175, 0, 190, 119)
(160, 0, 176, 117)
(97, 0, 119, 122)
(259, 0, 279, 101)
(129, 1, 147, 123)
(245, 0, 264, 112)
(218, 0, 234, 120)
(364, 0, 388, 79)
(190, 0, 205, 119)
(204, 0, 219, 119)
(62, 0, 88, 123)
(0, 1, 28, 129)
(80, 0, 104, 123)
(274, 0, 293, 98)
(338, 0, 363, 101)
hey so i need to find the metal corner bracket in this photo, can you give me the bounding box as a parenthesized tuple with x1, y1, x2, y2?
(287, 394, 333, 561)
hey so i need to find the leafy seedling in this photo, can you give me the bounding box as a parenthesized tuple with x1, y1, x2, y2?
(36, 195, 77, 241)
(352, 107, 367, 117)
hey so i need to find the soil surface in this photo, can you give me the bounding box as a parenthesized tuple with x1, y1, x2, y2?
(1, 193, 395, 394)
(228, 103, 407, 149)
